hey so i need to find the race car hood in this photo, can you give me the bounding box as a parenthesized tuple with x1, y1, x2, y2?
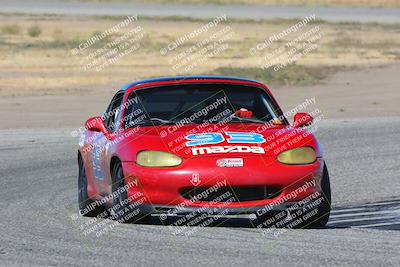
(117, 123, 322, 161)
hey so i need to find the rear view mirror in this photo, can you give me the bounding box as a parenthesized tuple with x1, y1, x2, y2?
(293, 112, 313, 128)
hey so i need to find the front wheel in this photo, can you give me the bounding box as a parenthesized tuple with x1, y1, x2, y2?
(110, 161, 149, 223)
(255, 162, 331, 229)
(302, 162, 331, 228)
(78, 155, 103, 217)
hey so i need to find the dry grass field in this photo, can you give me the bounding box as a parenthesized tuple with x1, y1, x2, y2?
(0, 14, 399, 97)
(93, 0, 400, 8)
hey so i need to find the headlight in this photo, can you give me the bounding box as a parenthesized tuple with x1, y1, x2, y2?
(136, 150, 182, 167)
(277, 147, 316, 165)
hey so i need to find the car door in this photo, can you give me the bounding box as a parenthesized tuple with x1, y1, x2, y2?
(92, 91, 125, 196)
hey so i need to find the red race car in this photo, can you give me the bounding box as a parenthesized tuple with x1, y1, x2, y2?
(77, 76, 331, 228)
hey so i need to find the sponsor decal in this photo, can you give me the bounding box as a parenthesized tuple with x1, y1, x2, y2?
(92, 135, 105, 180)
(192, 145, 265, 155)
(216, 158, 244, 167)
(190, 173, 201, 186)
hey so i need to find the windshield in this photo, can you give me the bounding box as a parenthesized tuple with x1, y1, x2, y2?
(123, 83, 285, 127)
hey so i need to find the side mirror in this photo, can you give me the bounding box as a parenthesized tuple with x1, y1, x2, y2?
(84, 116, 112, 139)
(293, 112, 313, 128)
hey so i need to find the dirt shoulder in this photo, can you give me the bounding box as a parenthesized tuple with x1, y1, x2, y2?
(273, 63, 400, 120)
(1, 63, 399, 130)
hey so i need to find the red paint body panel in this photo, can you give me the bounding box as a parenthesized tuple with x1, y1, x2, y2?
(121, 158, 322, 208)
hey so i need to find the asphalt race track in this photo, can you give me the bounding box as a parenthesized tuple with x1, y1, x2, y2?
(0, 117, 399, 266)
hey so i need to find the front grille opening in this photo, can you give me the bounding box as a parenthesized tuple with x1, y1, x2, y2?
(180, 186, 280, 202)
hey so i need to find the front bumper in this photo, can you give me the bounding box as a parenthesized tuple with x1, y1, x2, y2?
(122, 156, 324, 212)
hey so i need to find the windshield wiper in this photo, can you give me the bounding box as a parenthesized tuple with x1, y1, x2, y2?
(129, 116, 268, 127)
(226, 115, 267, 124)
(148, 118, 176, 124)
(129, 117, 177, 126)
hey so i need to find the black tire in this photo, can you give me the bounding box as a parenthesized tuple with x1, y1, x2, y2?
(302, 162, 331, 228)
(110, 161, 147, 223)
(78, 155, 104, 217)
(255, 162, 331, 229)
